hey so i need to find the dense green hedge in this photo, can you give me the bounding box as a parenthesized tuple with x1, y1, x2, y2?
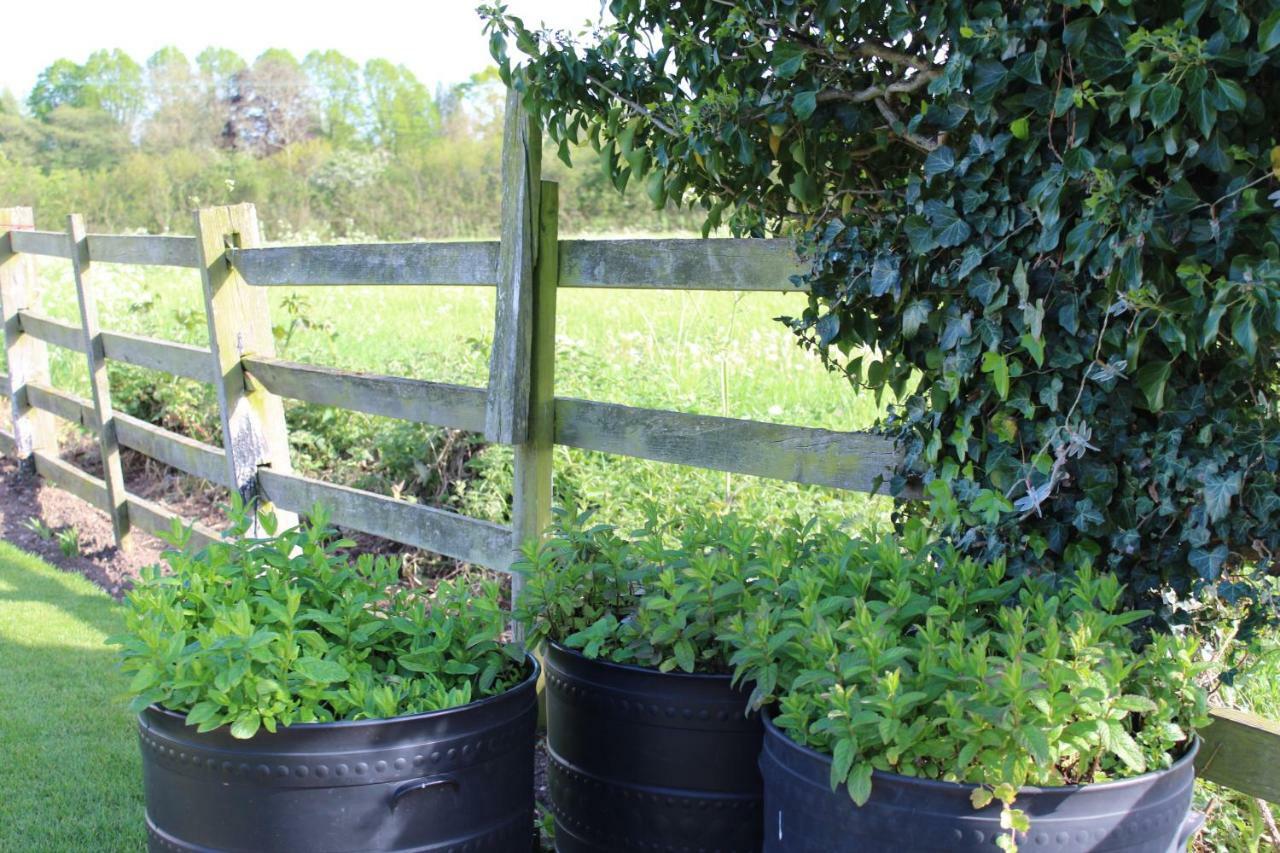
(484, 0, 1280, 636)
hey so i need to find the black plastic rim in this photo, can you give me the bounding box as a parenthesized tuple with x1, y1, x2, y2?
(759, 710, 1202, 853)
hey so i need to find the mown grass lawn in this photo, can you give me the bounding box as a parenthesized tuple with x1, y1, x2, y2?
(0, 543, 143, 853)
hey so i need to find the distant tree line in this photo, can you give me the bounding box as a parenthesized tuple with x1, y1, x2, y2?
(0, 47, 697, 238)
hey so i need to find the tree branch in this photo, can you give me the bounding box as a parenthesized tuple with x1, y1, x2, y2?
(873, 98, 938, 152)
(586, 75, 679, 137)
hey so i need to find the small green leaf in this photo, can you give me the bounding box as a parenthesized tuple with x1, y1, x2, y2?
(1010, 116, 1030, 140)
(1134, 360, 1173, 411)
(294, 657, 349, 683)
(230, 713, 262, 740)
(1148, 82, 1181, 127)
(1261, 10, 1280, 51)
(981, 351, 1010, 399)
(792, 90, 818, 121)
(846, 762, 874, 806)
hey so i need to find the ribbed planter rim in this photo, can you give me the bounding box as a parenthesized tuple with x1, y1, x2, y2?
(146, 652, 540, 732)
(763, 710, 1200, 796)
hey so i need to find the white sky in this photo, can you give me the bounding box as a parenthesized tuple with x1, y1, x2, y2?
(1, 0, 603, 102)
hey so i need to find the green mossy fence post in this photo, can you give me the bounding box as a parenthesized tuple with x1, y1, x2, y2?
(490, 91, 555, 626)
(67, 213, 130, 546)
(0, 207, 57, 470)
(194, 204, 297, 530)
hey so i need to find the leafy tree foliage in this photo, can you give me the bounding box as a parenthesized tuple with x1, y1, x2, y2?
(482, 0, 1280, 634)
(0, 50, 697, 238)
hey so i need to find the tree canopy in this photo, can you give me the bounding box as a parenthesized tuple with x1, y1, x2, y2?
(483, 0, 1280, 637)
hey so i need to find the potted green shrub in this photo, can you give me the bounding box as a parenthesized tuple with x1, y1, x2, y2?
(516, 504, 783, 852)
(110, 503, 539, 853)
(723, 521, 1210, 853)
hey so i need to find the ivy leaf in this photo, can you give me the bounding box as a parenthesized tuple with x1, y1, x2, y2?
(1212, 78, 1247, 112)
(870, 254, 901, 297)
(792, 90, 818, 121)
(816, 312, 841, 346)
(924, 200, 972, 247)
(981, 351, 1011, 399)
(923, 145, 955, 180)
(1163, 179, 1200, 214)
(1189, 544, 1230, 580)
(1202, 472, 1241, 523)
(1134, 360, 1173, 411)
(1231, 305, 1257, 358)
(1262, 10, 1280, 52)
(1010, 116, 1030, 140)
(902, 300, 931, 339)
(1148, 82, 1182, 127)
(903, 215, 938, 255)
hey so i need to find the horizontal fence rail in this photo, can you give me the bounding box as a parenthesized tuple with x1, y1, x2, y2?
(230, 242, 500, 287)
(9, 230, 71, 259)
(555, 398, 905, 496)
(243, 356, 487, 432)
(226, 238, 810, 292)
(86, 234, 200, 268)
(256, 469, 513, 571)
(1197, 707, 1280, 803)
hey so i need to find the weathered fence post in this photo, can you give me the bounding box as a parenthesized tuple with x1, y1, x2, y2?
(486, 88, 542, 447)
(0, 207, 57, 469)
(194, 204, 297, 529)
(490, 91, 557, 620)
(68, 213, 130, 545)
(510, 180, 559, 612)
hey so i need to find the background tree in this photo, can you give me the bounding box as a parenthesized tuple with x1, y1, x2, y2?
(304, 49, 367, 148)
(482, 0, 1280, 638)
(364, 59, 439, 153)
(224, 49, 317, 154)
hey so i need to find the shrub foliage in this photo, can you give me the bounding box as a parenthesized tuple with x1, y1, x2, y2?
(109, 504, 527, 738)
(483, 0, 1280, 631)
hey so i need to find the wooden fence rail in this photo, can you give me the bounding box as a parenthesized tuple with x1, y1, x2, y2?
(1, 91, 1277, 808)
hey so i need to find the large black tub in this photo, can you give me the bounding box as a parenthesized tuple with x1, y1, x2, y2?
(138, 657, 540, 852)
(544, 642, 763, 852)
(759, 712, 1202, 852)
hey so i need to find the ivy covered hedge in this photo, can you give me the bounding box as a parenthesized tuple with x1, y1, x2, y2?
(481, 0, 1280, 635)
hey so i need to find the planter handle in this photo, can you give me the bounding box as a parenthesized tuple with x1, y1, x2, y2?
(1169, 810, 1205, 853)
(390, 774, 459, 810)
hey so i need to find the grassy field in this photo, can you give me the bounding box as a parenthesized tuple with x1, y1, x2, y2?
(0, 543, 144, 853)
(26, 254, 892, 531)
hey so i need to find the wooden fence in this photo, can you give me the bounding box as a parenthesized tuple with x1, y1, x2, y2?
(0, 91, 1276, 810)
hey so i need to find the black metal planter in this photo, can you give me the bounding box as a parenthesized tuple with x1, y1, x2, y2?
(138, 657, 540, 853)
(544, 642, 764, 852)
(759, 712, 1203, 853)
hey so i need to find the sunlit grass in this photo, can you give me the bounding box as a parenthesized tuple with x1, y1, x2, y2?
(0, 543, 143, 852)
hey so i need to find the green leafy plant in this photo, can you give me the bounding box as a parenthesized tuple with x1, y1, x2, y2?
(56, 527, 80, 558)
(515, 502, 789, 673)
(24, 517, 53, 541)
(482, 0, 1280, 639)
(108, 501, 527, 738)
(721, 519, 1210, 851)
